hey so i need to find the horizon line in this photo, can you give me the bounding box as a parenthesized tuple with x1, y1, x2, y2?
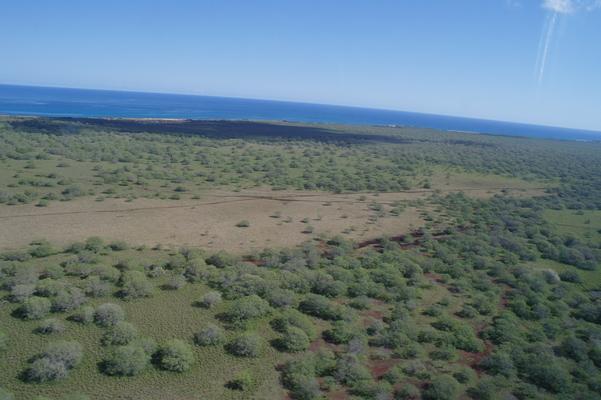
(1, 82, 600, 135)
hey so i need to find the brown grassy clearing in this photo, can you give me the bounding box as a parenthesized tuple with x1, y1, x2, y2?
(0, 185, 544, 253)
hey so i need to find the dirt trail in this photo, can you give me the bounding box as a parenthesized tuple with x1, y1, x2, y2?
(0, 186, 544, 220)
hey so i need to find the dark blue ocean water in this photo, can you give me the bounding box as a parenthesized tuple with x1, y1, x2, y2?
(1, 84, 599, 141)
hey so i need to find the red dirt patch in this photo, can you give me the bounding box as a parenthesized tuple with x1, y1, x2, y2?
(459, 340, 494, 375)
(369, 358, 400, 379)
(309, 337, 340, 353)
(424, 271, 446, 284)
(327, 389, 350, 400)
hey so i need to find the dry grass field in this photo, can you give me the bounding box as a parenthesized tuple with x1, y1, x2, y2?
(0, 181, 544, 253)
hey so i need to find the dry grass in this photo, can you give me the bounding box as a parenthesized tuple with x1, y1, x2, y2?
(0, 178, 545, 252)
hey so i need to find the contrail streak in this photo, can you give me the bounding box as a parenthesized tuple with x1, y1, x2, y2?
(537, 11, 558, 84)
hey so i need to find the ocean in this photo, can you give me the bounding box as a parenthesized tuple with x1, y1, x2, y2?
(0, 84, 599, 141)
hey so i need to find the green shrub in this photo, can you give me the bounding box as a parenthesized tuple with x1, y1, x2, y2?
(52, 287, 86, 312)
(236, 220, 250, 228)
(27, 341, 83, 382)
(159, 339, 194, 372)
(20, 296, 51, 320)
(85, 237, 105, 253)
(299, 294, 344, 320)
(279, 327, 310, 352)
(271, 309, 317, 340)
(103, 344, 150, 376)
(228, 369, 255, 391)
(467, 378, 496, 400)
(109, 241, 129, 251)
(84, 276, 111, 297)
(280, 358, 322, 400)
(29, 241, 55, 258)
(227, 333, 263, 357)
(520, 353, 571, 393)
(10, 284, 35, 302)
(480, 352, 514, 377)
(223, 295, 271, 325)
(206, 251, 239, 268)
(27, 357, 69, 382)
(35, 279, 64, 297)
(558, 270, 581, 283)
(323, 321, 360, 345)
(163, 275, 186, 290)
(349, 295, 370, 310)
(266, 288, 298, 308)
(36, 318, 65, 335)
(351, 380, 392, 399)
(101, 322, 139, 346)
(184, 259, 207, 282)
(198, 291, 222, 308)
(333, 354, 371, 385)
(423, 375, 459, 400)
(119, 270, 153, 299)
(395, 383, 420, 400)
(94, 303, 125, 327)
(194, 323, 224, 346)
(453, 366, 476, 384)
(71, 306, 95, 324)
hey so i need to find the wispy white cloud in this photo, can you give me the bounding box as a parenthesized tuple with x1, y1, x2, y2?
(543, 0, 574, 13)
(542, 0, 601, 13)
(535, 0, 599, 85)
(536, 12, 558, 84)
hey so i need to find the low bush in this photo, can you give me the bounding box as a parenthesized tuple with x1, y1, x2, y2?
(298, 294, 344, 320)
(279, 326, 310, 352)
(227, 333, 262, 357)
(103, 344, 151, 376)
(20, 296, 51, 320)
(198, 291, 222, 308)
(271, 309, 317, 340)
(423, 375, 459, 400)
(94, 303, 125, 327)
(101, 322, 138, 346)
(52, 287, 86, 312)
(395, 383, 420, 400)
(194, 323, 224, 346)
(119, 270, 153, 299)
(159, 339, 194, 372)
(227, 369, 255, 391)
(206, 251, 239, 268)
(323, 321, 360, 345)
(223, 295, 271, 325)
(164, 275, 186, 290)
(36, 319, 65, 335)
(71, 306, 95, 324)
(10, 284, 35, 302)
(26, 341, 83, 382)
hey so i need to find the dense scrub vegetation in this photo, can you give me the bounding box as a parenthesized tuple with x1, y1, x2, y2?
(0, 117, 600, 399)
(1, 117, 600, 208)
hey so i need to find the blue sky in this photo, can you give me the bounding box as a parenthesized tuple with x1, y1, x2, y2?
(1, 0, 600, 130)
